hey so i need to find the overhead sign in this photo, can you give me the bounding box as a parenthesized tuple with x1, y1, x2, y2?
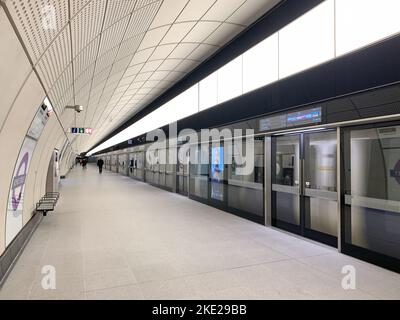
(259, 114, 287, 131)
(287, 107, 322, 127)
(259, 107, 322, 132)
(70, 127, 93, 135)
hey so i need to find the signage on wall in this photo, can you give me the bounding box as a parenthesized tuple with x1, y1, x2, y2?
(70, 127, 93, 135)
(27, 102, 52, 140)
(6, 98, 54, 246)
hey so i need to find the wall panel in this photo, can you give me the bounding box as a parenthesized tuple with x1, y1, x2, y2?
(0, 7, 32, 131)
(0, 73, 45, 253)
(22, 117, 66, 225)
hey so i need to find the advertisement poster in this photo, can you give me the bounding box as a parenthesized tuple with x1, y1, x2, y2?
(6, 137, 36, 246)
(211, 146, 224, 201)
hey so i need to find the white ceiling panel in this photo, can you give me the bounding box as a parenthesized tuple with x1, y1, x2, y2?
(134, 72, 153, 82)
(124, 64, 145, 77)
(150, 44, 177, 60)
(164, 71, 186, 82)
(116, 34, 144, 61)
(148, 71, 170, 81)
(169, 43, 198, 59)
(174, 59, 200, 72)
(160, 22, 196, 44)
(158, 59, 183, 71)
(142, 60, 164, 73)
(104, 0, 138, 29)
(98, 15, 130, 56)
(150, 0, 189, 28)
(227, 0, 280, 25)
(183, 21, 221, 43)
(202, 0, 246, 22)
(137, 25, 170, 51)
(71, 0, 92, 18)
(7, 0, 69, 62)
(36, 27, 71, 90)
(129, 48, 154, 66)
(187, 43, 218, 61)
(176, 0, 217, 22)
(94, 47, 119, 76)
(4, 0, 282, 152)
(71, 0, 107, 56)
(205, 23, 245, 46)
(123, 1, 162, 40)
(74, 36, 100, 77)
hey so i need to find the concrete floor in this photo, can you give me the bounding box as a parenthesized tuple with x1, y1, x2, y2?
(1, 165, 399, 300)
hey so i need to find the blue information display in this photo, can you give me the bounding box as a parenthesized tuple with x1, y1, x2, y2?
(287, 107, 322, 127)
(259, 107, 322, 132)
(211, 146, 224, 201)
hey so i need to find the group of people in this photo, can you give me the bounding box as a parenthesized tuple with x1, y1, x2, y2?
(77, 158, 104, 174)
(79, 158, 88, 169)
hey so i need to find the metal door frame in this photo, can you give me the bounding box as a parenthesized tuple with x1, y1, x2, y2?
(339, 121, 400, 273)
(266, 128, 340, 247)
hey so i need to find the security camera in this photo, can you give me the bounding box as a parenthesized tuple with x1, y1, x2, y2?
(65, 105, 84, 113)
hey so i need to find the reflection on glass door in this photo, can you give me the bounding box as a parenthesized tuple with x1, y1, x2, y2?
(343, 124, 400, 271)
(189, 144, 209, 200)
(303, 131, 338, 245)
(272, 130, 338, 246)
(210, 145, 225, 201)
(177, 146, 189, 196)
(272, 135, 301, 231)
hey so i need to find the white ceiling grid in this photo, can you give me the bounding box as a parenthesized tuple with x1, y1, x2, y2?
(5, 0, 281, 152)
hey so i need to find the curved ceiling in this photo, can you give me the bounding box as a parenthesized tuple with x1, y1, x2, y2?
(3, 0, 281, 152)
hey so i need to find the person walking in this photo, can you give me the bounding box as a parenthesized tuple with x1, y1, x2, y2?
(97, 158, 104, 174)
(82, 158, 88, 170)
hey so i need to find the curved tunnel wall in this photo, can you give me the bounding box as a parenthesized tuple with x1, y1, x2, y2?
(0, 7, 75, 256)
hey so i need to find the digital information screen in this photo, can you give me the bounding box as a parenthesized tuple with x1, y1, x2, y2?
(286, 107, 322, 127)
(211, 146, 224, 201)
(259, 114, 287, 131)
(259, 107, 322, 132)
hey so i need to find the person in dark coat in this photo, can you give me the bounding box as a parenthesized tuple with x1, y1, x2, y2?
(82, 158, 88, 169)
(97, 158, 104, 174)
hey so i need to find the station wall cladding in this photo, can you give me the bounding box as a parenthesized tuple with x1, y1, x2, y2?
(0, 7, 75, 257)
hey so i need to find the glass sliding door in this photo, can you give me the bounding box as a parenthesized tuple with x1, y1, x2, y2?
(272, 135, 301, 232)
(166, 147, 176, 190)
(177, 146, 189, 196)
(272, 130, 338, 246)
(210, 144, 225, 203)
(342, 124, 400, 272)
(303, 131, 338, 245)
(227, 138, 264, 219)
(189, 144, 209, 200)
